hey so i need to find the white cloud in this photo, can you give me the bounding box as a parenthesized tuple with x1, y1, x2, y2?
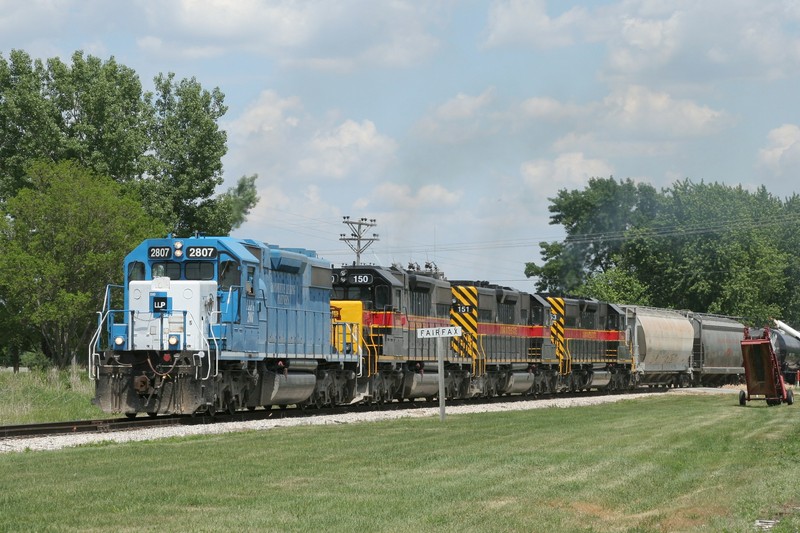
(141, 0, 315, 48)
(483, 1, 800, 85)
(137, 0, 440, 69)
(759, 124, 800, 176)
(435, 89, 495, 120)
(415, 88, 498, 143)
(484, 0, 589, 48)
(298, 119, 398, 179)
(603, 85, 727, 137)
(606, 12, 684, 74)
(521, 153, 614, 191)
(600, 1, 800, 83)
(515, 86, 726, 161)
(372, 182, 463, 210)
(520, 97, 590, 121)
(228, 90, 304, 142)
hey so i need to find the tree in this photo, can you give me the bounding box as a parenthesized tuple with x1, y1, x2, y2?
(572, 263, 651, 305)
(525, 177, 658, 293)
(0, 49, 258, 236)
(0, 161, 165, 366)
(0, 50, 61, 199)
(531, 177, 797, 323)
(140, 72, 235, 236)
(45, 52, 152, 184)
(623, 181, 790, 324)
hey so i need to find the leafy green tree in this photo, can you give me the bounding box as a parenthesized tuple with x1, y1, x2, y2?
(525, 177, 658, 293)
(141, 73, 231, 236)
(528, 178, 799, 324)
(572, 263, 651, 305)
(45, 52, 152, 183)
(0, 50, 61, 199)
(0, 161, 165, 366)
(0, 49, 258, 236)
(624, 181, 789, 323)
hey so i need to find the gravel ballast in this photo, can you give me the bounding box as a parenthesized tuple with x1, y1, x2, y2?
(0, 389, 733, 454)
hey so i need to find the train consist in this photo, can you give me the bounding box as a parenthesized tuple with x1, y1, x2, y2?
(90, 235, 799, 417)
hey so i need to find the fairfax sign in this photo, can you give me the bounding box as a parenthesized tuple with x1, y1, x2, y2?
(416, 326, 462, 339)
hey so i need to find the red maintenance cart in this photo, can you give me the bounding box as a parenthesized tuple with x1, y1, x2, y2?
(740, 327, 794, 406)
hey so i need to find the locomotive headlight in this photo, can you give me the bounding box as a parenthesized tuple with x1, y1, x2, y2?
(174, 241, 183, 250)
(114, 336, 125, 347)
(174, 249, 183, 258)
(168, 335, 179, 346)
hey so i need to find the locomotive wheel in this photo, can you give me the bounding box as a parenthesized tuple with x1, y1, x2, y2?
(125, 412, 137, 419)
(315, 392, 326, 409)
(738, 390, 746, 406)
(147, 412, 158, 418)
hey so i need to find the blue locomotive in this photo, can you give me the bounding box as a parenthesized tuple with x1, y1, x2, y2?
(90, 235, 359, 416)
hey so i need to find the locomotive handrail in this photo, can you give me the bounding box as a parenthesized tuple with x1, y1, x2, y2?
(475, 334, 487, 376)
(202, 310, 221, 380)
(88, 310, 107, 380)
(89, 284, 125, 379)
(560, 339, 573, 375)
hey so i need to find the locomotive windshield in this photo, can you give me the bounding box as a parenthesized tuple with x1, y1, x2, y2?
(150, 261, 219, 281)
(333, 284, 391, 310)
(152, 262, 181, 279)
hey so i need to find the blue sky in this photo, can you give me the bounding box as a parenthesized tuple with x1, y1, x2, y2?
(2, 0, 800, 292)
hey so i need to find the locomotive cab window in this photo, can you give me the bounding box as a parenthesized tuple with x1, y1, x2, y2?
(219, 260, 239, 290)
(375, 285, 391, 310)
(246, 266, 255, 295)
(185, 261, 215, 280)
(128, 261, 145, 282)
(152, 262, 181, 279)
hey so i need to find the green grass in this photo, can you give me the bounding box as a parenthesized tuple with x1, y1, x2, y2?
(0, 368, 111, 425)
(1, 393, 800, 532)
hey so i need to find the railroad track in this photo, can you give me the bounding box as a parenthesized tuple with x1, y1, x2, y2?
(1, 387, 671, 441)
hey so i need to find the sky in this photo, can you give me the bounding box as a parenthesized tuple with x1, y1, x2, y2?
(2, 0, 800, 293)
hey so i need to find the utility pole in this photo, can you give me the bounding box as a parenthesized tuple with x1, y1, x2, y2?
(340, 216, 379, 265)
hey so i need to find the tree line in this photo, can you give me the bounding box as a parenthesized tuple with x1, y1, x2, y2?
(0, 50, 258, 368)
(525, 177, 800, 327)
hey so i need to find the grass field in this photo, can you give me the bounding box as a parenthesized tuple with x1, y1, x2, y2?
(1, 391, 799, 532)
(0, 368, 110, 425)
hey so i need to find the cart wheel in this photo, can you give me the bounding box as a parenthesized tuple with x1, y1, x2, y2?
(787, 389, 794, 406)
(739, 390, 747, 406)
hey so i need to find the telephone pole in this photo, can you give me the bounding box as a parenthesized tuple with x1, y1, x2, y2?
(340, 216, 379, 265)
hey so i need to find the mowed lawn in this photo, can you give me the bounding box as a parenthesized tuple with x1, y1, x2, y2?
(1, 392, 799, 532)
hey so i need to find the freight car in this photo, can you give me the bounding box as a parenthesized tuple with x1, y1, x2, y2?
(618, 308, 744, 387)
(750, 320, 800, 385)
(91, 235, 749, 417)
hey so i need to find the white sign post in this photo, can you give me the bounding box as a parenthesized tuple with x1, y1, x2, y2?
(417, 327, 462, 421)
